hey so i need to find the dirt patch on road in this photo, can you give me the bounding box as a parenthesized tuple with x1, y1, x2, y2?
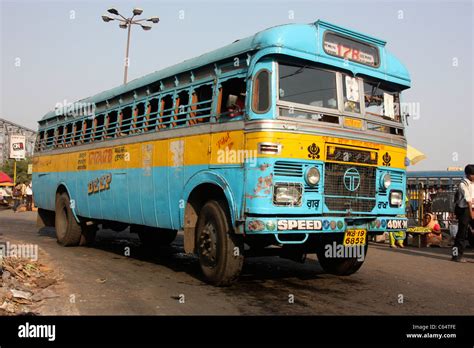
(0, 239, 79, 315)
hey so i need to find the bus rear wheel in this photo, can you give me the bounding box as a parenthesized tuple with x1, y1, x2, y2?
(316, 234, 368, 276)
(196, 200, 243, 286)
(55, 192, 82, 246)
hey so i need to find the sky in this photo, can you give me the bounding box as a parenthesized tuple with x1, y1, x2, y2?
(1, 0, 473, 171)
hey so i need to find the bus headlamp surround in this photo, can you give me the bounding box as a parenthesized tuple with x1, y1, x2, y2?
(273, 183, 302, 206)
(380, 172, 391, 189)
(305, 166, 320, 187)
(390, 190, 403, 207)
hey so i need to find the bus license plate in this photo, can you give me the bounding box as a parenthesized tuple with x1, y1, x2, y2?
(343, 229, 367, 246)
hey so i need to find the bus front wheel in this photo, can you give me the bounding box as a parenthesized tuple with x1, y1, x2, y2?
(196, 200, 243, 286)
(55, 192, 82, 246)
(316, 235, 367, 276)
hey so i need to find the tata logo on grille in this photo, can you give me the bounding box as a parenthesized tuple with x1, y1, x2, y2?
(343, 167, 361, 191)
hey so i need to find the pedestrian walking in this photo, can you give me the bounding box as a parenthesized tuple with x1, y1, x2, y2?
(12, 182, 25, 212)
(26, 181, 33, 211)
(452, 164, 474, 262)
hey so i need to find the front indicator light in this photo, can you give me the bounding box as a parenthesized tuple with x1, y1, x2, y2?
(390, 191, 403, 207)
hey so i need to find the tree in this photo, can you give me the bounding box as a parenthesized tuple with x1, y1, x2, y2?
(0, 158, 33, 184)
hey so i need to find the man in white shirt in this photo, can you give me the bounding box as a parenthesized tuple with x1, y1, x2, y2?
(26, 182, 33, 211)
(452, 164, 474, 262)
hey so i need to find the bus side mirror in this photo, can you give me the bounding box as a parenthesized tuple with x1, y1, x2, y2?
(403, 113, 410, 126)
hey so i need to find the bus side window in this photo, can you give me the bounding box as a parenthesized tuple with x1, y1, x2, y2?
(161, 95, 174, 128)
(83, 118, 93, 143)
(61, 125, 68, 147)
(175, 91, 189, 127)
(120, 106, 133, 136)
(91, 117, 97, 142)
(73, 121, 82, 145)
(36, 131, 44, 151)
(38, 130, 46, 150)
(218, 78, 246, 121)
(106, 111, 118, 138)
(94, 114, 105, 141)
(64, 123, 73, 147)
(252, 70, 270, 113)
(134, 102, 146, 133)
(190, 85, 213, 125)
(45, 128, 55, 149)
(56, 126, 64, 148)
(147, 98, 159, 131)
(80, 120, 86, 143)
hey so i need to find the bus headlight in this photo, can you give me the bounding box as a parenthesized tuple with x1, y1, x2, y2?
(380, 173, 391, 189)
(390, 191, 403, 207)
(273, 184, 302, 206)
(305, 167, 320, 187)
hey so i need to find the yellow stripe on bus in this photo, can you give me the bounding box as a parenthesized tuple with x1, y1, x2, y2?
(32, 130, 406, 172)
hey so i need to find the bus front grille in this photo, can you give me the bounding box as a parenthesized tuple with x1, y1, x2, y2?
(324, 196, 376, 212)
(324, 163, 376, 212)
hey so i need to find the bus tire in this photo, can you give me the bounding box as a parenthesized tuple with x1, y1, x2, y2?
(134, 226, 177, 247)
(55, 192, 82, 246)
(316, 235, 368, 276)
(196, 200, 243, 286)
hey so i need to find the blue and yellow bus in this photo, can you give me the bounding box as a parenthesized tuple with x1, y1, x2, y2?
(33, 20, 410, 285)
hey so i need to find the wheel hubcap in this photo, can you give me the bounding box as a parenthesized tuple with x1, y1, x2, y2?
(199, 221, 217, 267)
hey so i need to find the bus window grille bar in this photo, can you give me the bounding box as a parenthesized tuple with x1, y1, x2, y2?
(38, 96, 216, 150)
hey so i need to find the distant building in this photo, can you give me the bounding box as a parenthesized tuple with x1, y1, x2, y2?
(0, 118, 37, 164)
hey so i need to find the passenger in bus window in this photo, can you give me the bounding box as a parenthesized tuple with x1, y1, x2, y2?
(226, 92, 245, 118)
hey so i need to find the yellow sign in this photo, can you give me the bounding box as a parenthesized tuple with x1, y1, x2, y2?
(343, 229, 367, 245)
(344, 118, 363, 129)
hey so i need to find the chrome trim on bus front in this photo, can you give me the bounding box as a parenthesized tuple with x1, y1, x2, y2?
(244, 119, 407, 148)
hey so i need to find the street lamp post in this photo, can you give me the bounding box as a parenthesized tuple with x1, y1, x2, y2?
(102, 8, 160, 84)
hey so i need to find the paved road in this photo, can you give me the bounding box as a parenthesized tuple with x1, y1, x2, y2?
(1, 208, 473, 315)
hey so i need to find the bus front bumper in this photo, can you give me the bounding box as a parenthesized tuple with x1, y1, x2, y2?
(243, 216, 408, 234)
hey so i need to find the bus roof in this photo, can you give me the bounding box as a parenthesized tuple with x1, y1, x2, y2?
(407, 170, 465, 179)
(40, 20, 411, 123)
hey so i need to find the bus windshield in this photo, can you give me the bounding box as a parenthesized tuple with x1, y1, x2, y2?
(278, 63, 338, 110)
(277, 61, 403, 128)
(363, 80, 401, 122)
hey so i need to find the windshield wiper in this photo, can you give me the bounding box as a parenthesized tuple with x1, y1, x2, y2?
(280, 65, 307, 80)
